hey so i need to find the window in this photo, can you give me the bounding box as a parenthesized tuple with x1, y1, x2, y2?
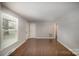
(0, 12, 18, 49)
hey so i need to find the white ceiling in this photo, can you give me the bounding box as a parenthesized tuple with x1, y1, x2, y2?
(2, 2, 79, 21)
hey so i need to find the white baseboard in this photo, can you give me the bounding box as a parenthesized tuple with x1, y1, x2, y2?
(5, 39, 28, 56)
(73, 49, 79, 56)
(29, 37, 55, 39)
(58, 40, 78, 56)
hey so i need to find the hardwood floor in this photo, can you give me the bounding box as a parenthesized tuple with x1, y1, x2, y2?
(10, 39, 76, 56)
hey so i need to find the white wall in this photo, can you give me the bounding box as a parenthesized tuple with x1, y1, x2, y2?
(29, 23, 36, 38)
(0, 5, 29, 56)
(36, 21, 55, 38)
(0, 3, 1, 49)
(57, 8, 79, 55)
(28, 21, 56, 39)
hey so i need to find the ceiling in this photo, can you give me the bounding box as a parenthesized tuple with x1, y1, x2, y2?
(2, 2, 79, 21)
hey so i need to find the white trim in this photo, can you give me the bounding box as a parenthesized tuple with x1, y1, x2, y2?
(29, 37, 55, 39)
(4, 39, 27, 56)
(58, 40, 78, 56)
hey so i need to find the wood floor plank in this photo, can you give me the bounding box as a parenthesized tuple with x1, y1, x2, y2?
(10, 39, 76, 56)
